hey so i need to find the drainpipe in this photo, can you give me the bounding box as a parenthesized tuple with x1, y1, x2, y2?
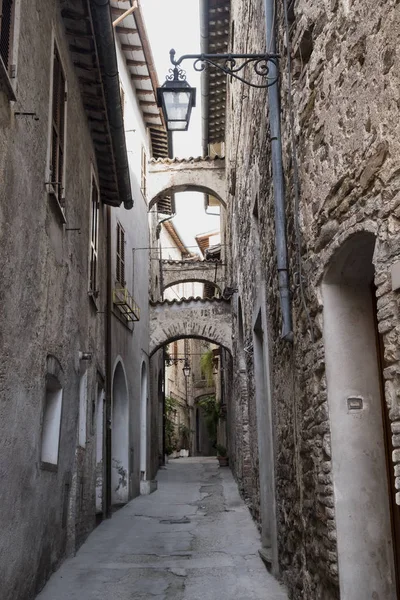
(105, 205, 112, 517)
(265, 0, 293, 341)
(200, 0, 210, 157)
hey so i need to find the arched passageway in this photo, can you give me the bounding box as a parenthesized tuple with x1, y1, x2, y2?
(149, 297, 232, 357)
(148, 156, 226, 211)
(322, 231, 399, 599)
(111, 361, 129, 505)
(163, 277, 222, 297)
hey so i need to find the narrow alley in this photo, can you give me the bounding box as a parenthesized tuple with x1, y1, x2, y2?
(36, 458, 287, 600)
(2, 0, 400, 597)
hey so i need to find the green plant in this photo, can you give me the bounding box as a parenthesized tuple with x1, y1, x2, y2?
(165, 396, 178, 455)
(179, 423, 190, 448)
(216, 444, 227, 457)
(200, 349, 215, 386)
(197, 394, 220, 447)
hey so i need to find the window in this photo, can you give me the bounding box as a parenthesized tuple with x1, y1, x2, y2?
(41, 375, 63, 466)
(141, 146, 147, 196)
(89, 175, 99, 295)
(50, 45, 66, 205)
(0, 0, 14, 73)
(78, 371, 88, 448)
(116, 222, 125, 286)
(120, 81, 125, 119)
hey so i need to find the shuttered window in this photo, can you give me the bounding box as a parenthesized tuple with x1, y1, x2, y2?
(50, 47, 66, 203)
(0, 0, 14, 72)
(89, 176, 99, 294)
(141, 146, 147, 196)
(120, 81, 125, 119)
(116, 222, 125, 286)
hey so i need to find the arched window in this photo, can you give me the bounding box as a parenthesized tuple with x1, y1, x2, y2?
(41, 356, 64, 469)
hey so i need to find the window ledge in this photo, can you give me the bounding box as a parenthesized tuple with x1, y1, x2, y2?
(40, 461, 58, 473)
(88, 292, 99, 312)
(0, 56, 16, 101)
(47, 186, 67, 224)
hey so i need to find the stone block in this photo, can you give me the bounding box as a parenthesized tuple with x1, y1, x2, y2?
(140, 480, 158, 495)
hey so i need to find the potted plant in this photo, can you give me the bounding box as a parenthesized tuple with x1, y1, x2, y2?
(216, 444, 229, 467)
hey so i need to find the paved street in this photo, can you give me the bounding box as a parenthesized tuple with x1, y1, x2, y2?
(36, 458, 287, 600)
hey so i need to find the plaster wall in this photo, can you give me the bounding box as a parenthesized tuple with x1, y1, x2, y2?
(108, 41, 152, 501)
(0, 2, 107, 597)
(323, 279, 396, 599)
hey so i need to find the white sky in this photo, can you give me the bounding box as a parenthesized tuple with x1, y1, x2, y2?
(141, 0, 220, 254)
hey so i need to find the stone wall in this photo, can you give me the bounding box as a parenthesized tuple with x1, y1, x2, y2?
(225, 0, 400, 598)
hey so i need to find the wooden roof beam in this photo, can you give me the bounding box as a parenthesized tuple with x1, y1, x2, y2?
(115, 26, 138, 34)
(122, 43, 142, 52)
(127, 59, 147, 67)
(131, 73, 151, 81)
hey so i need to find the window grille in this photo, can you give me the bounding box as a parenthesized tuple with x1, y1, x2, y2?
(141, 146, 147, 196)
(89, 176, 99, 294)
(50, 47, 66, 203)
(0, 0, 13, 71)
(116, 222, 125, 286)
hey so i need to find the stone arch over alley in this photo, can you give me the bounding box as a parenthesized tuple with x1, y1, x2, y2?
(161, 258, 225, 294)
(149, 297, 232, 356)
(148, 156, 226, 210)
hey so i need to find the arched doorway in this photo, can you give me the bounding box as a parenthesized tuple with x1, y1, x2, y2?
(111, 361, 129, 505)
(322, 231, 399, 599)
(140, 362, 148, 483)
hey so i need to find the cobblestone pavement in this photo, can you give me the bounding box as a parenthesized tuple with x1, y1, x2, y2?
(36, 457, 288, 600)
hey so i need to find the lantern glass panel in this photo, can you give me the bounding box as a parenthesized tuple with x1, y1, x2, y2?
(163, 90, 191, 122)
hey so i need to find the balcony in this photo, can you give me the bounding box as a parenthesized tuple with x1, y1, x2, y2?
(113, 288, 140, 322)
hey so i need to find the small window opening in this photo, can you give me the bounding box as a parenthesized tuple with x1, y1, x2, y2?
(41, 375, 63, 466)
(116, 222, 126, 286)
(89, 175, 100, 295)
(49, 45, 67, 206)
(141, 146, 147, 196)
(78, 371, 88, 448)
(0, 0, 15, 73)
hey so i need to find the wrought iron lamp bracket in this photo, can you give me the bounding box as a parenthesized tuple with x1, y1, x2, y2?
(169, 48, 280, 88)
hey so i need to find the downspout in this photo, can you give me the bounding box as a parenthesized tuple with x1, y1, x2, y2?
(105, 205, 113, 517)
(265, 0, 293, 341)
(200, 0, 210, 157)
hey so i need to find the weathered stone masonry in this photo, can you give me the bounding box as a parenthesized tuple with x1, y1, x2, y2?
(224, 0, 400, 599)
(149, 297, 232, 356)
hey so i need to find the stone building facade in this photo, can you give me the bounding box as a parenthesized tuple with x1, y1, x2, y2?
(202, 0, 400, 598)
(0, 0, 167, 597)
